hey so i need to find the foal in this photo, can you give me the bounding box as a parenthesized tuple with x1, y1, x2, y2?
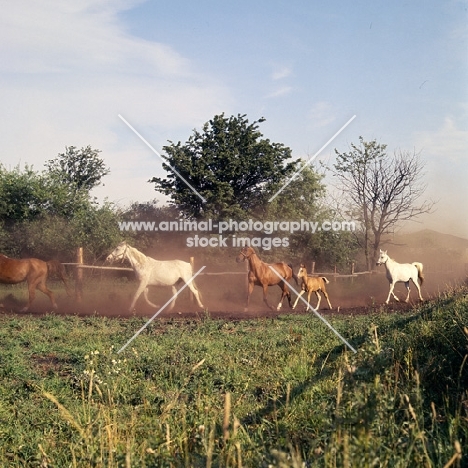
(292, 264, 333, 310)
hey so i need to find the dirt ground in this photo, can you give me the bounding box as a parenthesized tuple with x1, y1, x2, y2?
(1, 264, 466, 320)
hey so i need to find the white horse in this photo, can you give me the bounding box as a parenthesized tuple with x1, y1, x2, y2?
(376, 250, 424, 304)
(106, 241, 204, 312)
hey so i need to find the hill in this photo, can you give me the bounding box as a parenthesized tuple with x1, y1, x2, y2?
(393, 228, 468, 251)
(382, 229, 468, 278)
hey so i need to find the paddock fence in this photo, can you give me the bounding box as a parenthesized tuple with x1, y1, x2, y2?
(62, 248, 374, 303)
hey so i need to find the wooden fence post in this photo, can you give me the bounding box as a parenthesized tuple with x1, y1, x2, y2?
(311, 262, 315, 275)
(190, 257, 195, 302)
(245, 257, 249, 298)
(75, 247, 83, 303)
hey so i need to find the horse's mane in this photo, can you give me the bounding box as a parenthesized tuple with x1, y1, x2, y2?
(128, 245, 149, 265)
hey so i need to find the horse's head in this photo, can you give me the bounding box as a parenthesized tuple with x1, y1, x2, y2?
(236, 246, 255, 263)
(297, 263, 308, 279)
(376, 249, 388, 266)
(106, 241, 128, 264)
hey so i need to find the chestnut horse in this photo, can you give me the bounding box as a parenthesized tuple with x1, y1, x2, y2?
(292, 264, 332, 310)
(0, 254, 70, 312)
(236, 246, 298, 311)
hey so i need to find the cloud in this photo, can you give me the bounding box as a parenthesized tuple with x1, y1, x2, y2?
(306, 101, 336, 128)
(0, 1, 233, 205)
(414, 116, 468, 161)
(271, 66, 292, 81)
(264, 86, 293, 99)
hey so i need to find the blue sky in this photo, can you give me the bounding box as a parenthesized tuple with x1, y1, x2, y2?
(1, 1, 467, 236)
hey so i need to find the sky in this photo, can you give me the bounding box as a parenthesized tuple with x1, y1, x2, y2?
(1, 0, 467, 237)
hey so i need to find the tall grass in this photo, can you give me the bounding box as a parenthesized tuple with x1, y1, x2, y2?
(0, 288, 466, 466)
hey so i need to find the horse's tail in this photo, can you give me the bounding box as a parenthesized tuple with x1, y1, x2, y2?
(288, 263, 298, 285)
(47, 260, 73, 297)
(413, 262, 424, 285)
(321, 277, 330, 284)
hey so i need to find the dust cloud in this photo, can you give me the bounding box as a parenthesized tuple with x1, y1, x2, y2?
(1, 229, 466, 318)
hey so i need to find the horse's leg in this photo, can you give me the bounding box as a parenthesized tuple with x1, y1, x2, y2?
(129, 281, 148, 311)
(412, 277, 423, 301)
(21, 281, 36, 312)
(262, 284, 275, 311)
(165, 286, 178, 311)
(286, 287, 293, 309)
(391, 285, 400, 302)
(303, 290, 312, 311)
(284, 277, 293, 309)
(276, 283, 289, 311)
(245, 281, 254, 311)
(322, 289, 332, 309)
(36, 279, 58, 310)
(386, 282, 398, 304)
(292, 290, 305, 309)
(187, 281, 204, 309)
(404, 281, 411, 303)
(142, 287, 159, 309)
(315, 291, 322, 310)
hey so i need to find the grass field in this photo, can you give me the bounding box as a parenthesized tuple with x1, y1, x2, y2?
(0, 286, 466, 467)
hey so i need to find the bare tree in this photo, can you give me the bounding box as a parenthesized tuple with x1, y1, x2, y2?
(333, 137, 435, 270)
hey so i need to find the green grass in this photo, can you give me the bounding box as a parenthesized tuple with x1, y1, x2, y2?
(0, 288, 466, 467)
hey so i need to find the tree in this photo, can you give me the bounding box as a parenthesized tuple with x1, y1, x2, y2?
(0, 164, 88, 223)
(333, 137, 434, 270)
(150, 114, 299, 220)
(46, 145, 110, 193)
(0, 164, 120, 259)
(266, 163, 359, 268)
(120, 200, 181, 251)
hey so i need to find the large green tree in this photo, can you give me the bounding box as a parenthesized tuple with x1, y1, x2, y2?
(0, 164, 89, 224)
(0, 163, 120, 260)
(150, 114, 299, 220)
(267, 163, 359, 268)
